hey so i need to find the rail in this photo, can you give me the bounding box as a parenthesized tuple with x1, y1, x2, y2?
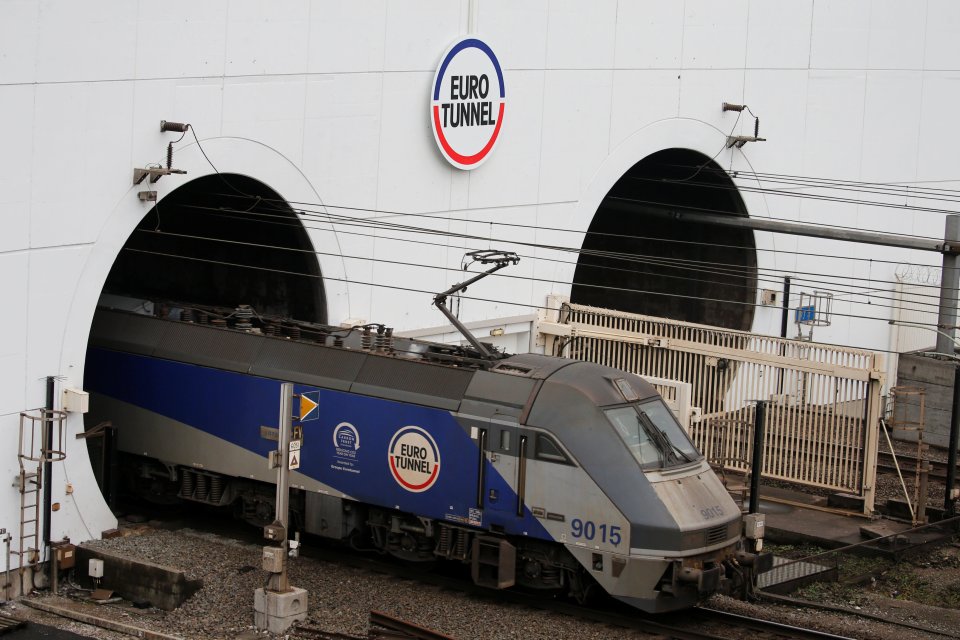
(369, 612, 456, 640)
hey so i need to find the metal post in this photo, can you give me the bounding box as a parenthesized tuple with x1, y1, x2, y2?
(777, 277, 791, 394)
(917, 445, 930, 526)
(749, 401, 767, 515)
(780, 276, 791, 339)
(946, 366, 960, 518)
(2, 529, 10, 601)
(269, 383, 293, 593)
(255, 384, 307, 634)
(936, 215, 960, 355)
(43, 377, 54, 591)
(861, 368, 884, 516)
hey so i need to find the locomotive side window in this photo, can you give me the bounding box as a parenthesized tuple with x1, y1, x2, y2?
(499, 429, 511, 451)
(534, 434, 569, 463)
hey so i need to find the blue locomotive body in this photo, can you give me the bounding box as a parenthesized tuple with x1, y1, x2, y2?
(84, 305, 768, 612)
(86, 347, 548, 539)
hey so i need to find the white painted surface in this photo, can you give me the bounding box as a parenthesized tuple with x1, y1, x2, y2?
(2, 1, 959, 555)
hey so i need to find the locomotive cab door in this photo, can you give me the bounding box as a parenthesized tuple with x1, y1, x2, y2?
(483, 417, 523, 519)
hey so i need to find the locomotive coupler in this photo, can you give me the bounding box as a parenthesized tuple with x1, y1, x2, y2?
(734, 550, 773, 573)
(674, 564, 723, 594)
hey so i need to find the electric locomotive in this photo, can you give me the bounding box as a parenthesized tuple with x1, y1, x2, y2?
(84, 296, 770, 613)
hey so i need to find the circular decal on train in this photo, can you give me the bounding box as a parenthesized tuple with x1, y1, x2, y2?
(388, 426, 441, 492)
(333, 422, 360, 452)
(430, 37, 505, 170)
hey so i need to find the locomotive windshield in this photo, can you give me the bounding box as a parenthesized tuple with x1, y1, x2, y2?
(606, 400, 700, 470)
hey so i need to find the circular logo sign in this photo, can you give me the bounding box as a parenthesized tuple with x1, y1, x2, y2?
(431, 37, 505, 170)
(388, 426, 441, 492)
(333, 422, 360, 451)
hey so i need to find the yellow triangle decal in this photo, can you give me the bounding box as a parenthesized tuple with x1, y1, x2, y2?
(300, 394, 318, 421)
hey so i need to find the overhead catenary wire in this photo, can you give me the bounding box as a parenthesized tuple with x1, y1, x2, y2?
(123, 247, 960, 354)
(628, 175, 960, 220)
(121, 237, 949, 332)
(725, 169, 960, 198)
(648, 162, 960, 201)
(180, 124, 959, 255)
(211, 190, 955, 255)
(671, 170, 960, 205)
(164, 202, 959, 312)
(139, 226, 946, 317)
(117, 245, 954, 360)
(178, 201, 960, 301)
(171, 202, 938, 302)
(202, 188, 960, 276)
(156, 130, 960, 344)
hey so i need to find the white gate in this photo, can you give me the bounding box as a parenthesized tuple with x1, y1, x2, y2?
(536, 300, 884, 514)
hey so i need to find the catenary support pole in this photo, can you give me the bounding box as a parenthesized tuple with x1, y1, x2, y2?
(270, 383, 293, 594)
(750, 401, 767, 515)
(936, 215, 960, 355)
(44, 376, 55, 594)
(255, 383, 307, 634)
(43, 378, 53, 552)
(777, 276, 791, 394)
(946, 366, 960, 519)
(780, 276, 791, 339)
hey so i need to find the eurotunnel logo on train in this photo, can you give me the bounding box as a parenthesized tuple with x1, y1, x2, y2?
(387, 426, 441, 492)
(431, 37, 505, 170)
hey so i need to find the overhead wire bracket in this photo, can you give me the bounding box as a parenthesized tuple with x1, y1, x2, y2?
(132, 167, 186, 186)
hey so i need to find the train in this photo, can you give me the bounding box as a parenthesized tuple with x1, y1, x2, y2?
(84, 299, 771, 613)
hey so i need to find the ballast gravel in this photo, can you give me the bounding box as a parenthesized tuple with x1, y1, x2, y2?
(14, 525, 951, 640)
(38, 527, 639, 640)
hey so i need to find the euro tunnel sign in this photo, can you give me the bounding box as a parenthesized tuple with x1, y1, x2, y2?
(299, 391, 319, 422)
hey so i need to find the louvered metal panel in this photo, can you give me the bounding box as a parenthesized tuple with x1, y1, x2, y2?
(252, 338, 367, 391)
(351, 355, 473, 410)
(89, 310, 167, 357)
(152, 322, 265, 374)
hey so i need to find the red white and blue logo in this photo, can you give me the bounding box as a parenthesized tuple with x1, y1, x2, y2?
(431, 37, 505, 170)
(388, 426, 441, 492)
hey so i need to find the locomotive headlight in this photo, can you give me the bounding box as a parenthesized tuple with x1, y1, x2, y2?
(679, 530, 705, 550)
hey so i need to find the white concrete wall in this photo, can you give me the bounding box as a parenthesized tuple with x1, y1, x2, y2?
(2, 0, 960, 550)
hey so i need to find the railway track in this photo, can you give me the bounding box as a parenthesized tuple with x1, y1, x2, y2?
(877, 450, 951, 483)
(287, 604, 856, 640)
(291, 611, 457, 640)
(133, 506, 923, 640)
(296, 539, 858, 640)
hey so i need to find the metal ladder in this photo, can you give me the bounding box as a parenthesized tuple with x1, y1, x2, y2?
(16, 409, 66, 574)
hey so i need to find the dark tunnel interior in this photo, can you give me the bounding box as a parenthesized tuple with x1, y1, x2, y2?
(571, 149, 757, 331)
(101, 174, 325, 323)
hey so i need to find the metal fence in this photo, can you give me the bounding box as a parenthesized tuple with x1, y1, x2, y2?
(537, 302, 884, 514)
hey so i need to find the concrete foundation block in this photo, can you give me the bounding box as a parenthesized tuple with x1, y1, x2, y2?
(76, 545, 202, 610)
(254, 587, 308, 633)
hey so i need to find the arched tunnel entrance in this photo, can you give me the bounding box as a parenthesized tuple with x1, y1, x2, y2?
(571, 149, 757, 331)
(101, 174, 325, 321)
(85, 174, 326, 507)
